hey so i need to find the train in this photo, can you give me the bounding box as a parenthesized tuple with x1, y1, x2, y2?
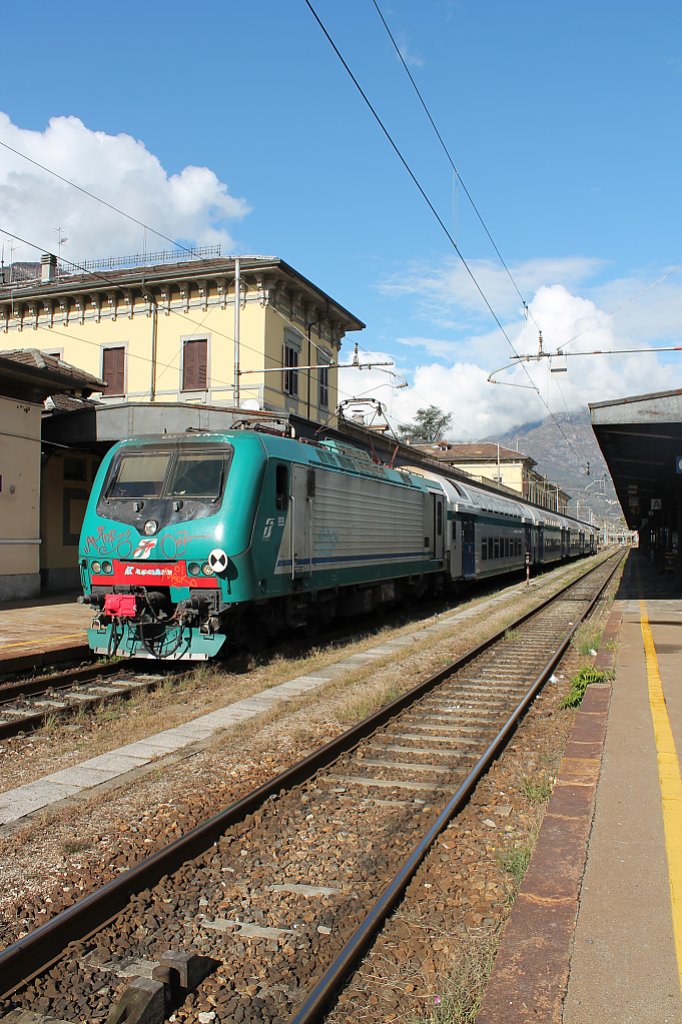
(78, 429, 598, 660)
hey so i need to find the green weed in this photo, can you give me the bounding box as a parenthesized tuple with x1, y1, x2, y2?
(577, 629, 602, 656)
(499, 844, 532, 886)
(560, 666, 612, 708)
(520, 775, 553, 803)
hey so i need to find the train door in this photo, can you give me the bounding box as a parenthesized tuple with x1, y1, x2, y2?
(290, 465, 315, 577)
(423, 492, 445, 561)
(450, 515, 462, 579)
(461, 515, 476, 578)
(433, 493, 445, 561)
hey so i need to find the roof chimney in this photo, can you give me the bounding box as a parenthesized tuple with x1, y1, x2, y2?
(41, 253, 57, 283)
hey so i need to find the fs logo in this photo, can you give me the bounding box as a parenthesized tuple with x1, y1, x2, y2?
(262, 517, 275, 540)
(133, 538, 157, 559)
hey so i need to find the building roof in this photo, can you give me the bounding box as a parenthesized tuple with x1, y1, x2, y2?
(0, 254, 366, 333)
(0, 349, 106, 404)
(413, 442, 537, 467)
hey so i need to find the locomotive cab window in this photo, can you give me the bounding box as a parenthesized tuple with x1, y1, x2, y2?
(105, 446, 231, 502)
(168, 453, 225, 499)
(107, 452, 170, 499)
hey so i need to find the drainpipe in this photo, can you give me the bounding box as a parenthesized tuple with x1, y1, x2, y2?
(306, 316, 323, 421)
(233, 258, 240, 407)
(148, 286, 158, 401)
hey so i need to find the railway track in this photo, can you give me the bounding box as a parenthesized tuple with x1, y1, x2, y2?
(0, 564, 566, 741)
(0, 551, 623, 1023)
(0, 664, 171, 741)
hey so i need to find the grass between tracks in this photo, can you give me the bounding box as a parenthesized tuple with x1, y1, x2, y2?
(405, 935, 498, 1024)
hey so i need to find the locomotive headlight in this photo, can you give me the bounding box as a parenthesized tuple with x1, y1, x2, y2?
(91, 560, 102, 574)
(144, 520, 158, 536)
(102, 561, 113, 574)
(187, 562, 201, 576)
(201, 562, 215, 576)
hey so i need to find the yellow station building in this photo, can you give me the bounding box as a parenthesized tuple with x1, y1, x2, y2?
(0, 252, 365, 595)
(0, 252, 364, 420)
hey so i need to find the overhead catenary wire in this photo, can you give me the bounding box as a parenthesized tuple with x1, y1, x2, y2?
(303, 0, 589, 476)
(370, 0, 541, 337)
(556, 263, 682, 353)
(368, 0, 600, 470)
(0, 138, 204, 263)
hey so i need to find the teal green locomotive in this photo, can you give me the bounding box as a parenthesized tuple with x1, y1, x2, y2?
(78, 431, 448, 660)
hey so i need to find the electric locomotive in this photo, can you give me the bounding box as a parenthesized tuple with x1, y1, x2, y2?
(78, 430, 447, 660)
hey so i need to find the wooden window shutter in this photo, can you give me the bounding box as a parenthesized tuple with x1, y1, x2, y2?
(183, 339, 207, 390)
(103, 346, 125, 395)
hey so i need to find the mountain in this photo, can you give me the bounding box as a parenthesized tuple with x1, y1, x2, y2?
(488, 410, 623, 522)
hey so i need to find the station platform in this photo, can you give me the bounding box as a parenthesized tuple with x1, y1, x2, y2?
(0, 592, 91, 674)
(478, 548, 682, 1023)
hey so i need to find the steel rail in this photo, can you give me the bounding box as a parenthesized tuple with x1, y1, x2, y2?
(290, 552, 625, 1023)
(0, 660, 123, 705)
(0, 552, 623, 999)
(0, 661, 177, 742)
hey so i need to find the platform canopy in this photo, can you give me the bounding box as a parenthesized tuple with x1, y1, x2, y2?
(590, 389, 682, 531)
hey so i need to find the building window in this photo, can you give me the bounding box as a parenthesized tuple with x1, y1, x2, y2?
(182, 337, 208, 391)
(102, 345, 125, 396)
(284, 346, 298, 396)
(283, 329, 302, 398)
(318, 356, 330, 410)
(280, 331, 303, 403)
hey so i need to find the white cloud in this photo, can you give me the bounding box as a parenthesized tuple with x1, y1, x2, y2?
(0, 113, 250, 262)
(372, 279, 682, 440)
(395, 335, 460, 359)
(587, 267, 682, 346)
(378, 254, 606, 323)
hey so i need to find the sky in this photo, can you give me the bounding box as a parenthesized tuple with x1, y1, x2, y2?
(1, 0, 681, 470)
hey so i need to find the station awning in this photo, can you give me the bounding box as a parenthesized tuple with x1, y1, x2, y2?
(590, 390, 682, 531)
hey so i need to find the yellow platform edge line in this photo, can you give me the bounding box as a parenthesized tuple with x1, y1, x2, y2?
(0, 631, 86, 651)
(640, 598, 682, 996)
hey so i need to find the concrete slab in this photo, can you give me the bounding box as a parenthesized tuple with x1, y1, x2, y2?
(276, 675, 331, 690)
(0, 779, 83, 823)
(46, 765, 124, 788)
(120, 733, 188, 752)
(268, 883, 341, 897)
(199, 915, 295, 940)
(83, 752, 154, 773)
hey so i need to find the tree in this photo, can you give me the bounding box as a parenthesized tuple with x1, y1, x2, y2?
(398, 405, 453, 444)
